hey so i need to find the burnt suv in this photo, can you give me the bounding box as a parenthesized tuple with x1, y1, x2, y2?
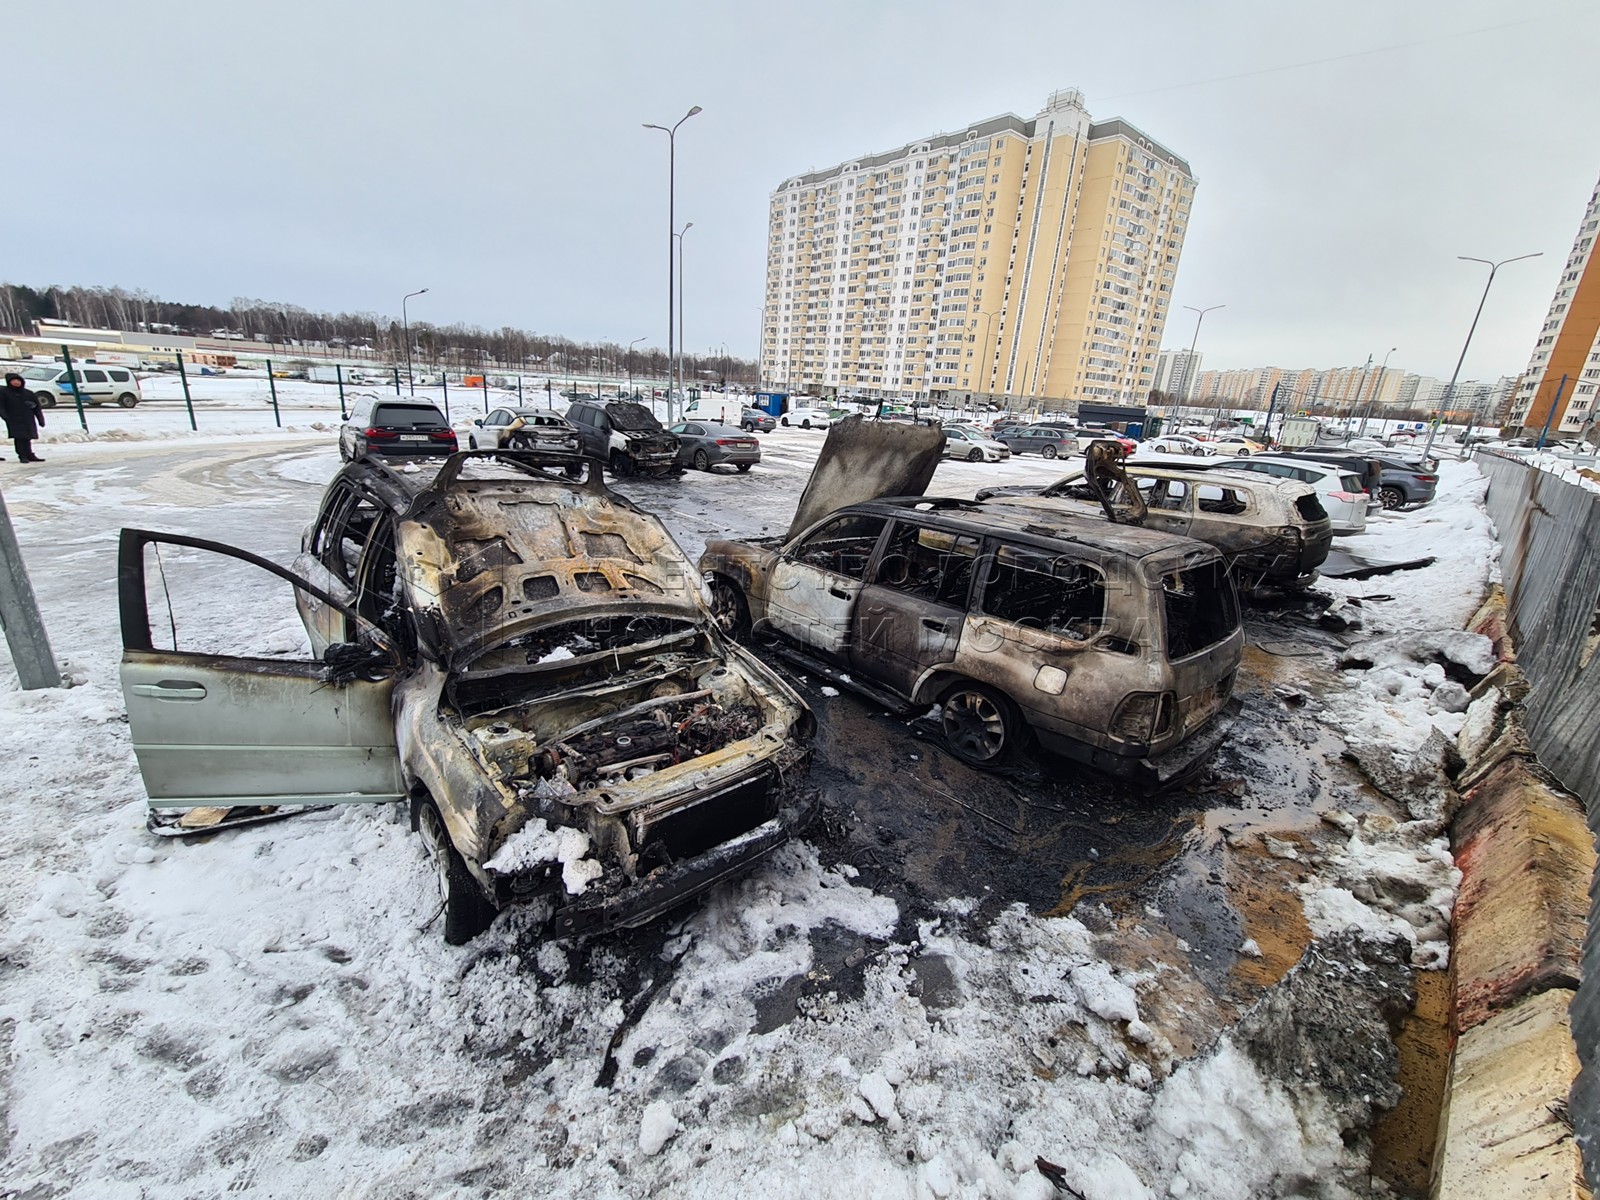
(702, 498, 1243, 785)
(567, 400, 681, 477)
(116, 450, 814, 944)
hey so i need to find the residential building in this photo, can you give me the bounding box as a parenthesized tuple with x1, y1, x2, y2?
(1152, 349, 1201, 397)
(1508, 173, 1600, 435)
(761, 88, 1196, 406)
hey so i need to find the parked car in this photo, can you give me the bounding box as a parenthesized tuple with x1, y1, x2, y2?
(741, 407, 777, 433)
(18, 362, 142, 408)
(943, 425, 1012, 463)
(667, 421, 761, 472)
(1138, 435, 1211, 457)
(1079, 431, 1138, 455)
(1255, 450, 1437, 510)
(1221, 457, 1370, 534)
(977, 463, 1333, 587)
(469, 407, 579, 453)
(1209, 436, 1265, 456)
(117, 450, 815, 944)
(781, 407, 833, 429)
(701, 498, 1242, 784)
(339, 397, 458, 462)
(996, 427, 1079, 459)
(566, 400, 681, 477)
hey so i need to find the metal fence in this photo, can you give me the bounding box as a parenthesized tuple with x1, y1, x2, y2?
(1475, 449, 1600, 1181)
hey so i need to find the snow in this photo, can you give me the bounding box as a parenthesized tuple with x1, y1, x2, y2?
(0, 425, 1505, 1196)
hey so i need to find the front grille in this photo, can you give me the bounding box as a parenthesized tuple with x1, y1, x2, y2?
(642, 776, 776, 863)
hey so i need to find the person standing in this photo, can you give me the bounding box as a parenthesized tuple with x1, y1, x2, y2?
(2, 373, 45, 462)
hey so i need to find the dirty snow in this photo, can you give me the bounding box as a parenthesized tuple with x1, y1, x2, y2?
(0, 429, 1503, 1197)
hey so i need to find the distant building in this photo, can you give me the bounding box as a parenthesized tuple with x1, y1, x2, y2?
(1152, 349, 1202, 397)
(763, 88, 1196, 405)
(1508, 173, 1600, 434)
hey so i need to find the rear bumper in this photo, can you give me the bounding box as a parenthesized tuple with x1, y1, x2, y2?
(545, 789, 820, 938)
(1041, 696, 1241, 788)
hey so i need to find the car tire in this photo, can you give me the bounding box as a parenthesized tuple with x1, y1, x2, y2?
(939, 681, 1025, 769)
(967, 448, 982, 463)
(742, 422, 754, 432)
(709, 577, 752, 639)
(736, 462, 752, 472)
(1379, 485, 1405, 510)
(338, 440, 351, 462)
(36, 391, 57, 409)
(1236, 448, 1251, 456)
(693, 449, 711, 471)
(116, 393, 138, 408)
(781, 417, 790, 427)
(1041, 444, 1058, 459)
(417, 801, 497, 946)
(468, 435, 479, 450)
(801, 420, 812, 429)
(609, 452, 633, 478)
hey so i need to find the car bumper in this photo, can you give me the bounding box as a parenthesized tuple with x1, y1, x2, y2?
(365, 441, 459, 457)
(1085, 696, 1242, 787)
(544, 789, 820, 938)
(712, 447, 761, 465)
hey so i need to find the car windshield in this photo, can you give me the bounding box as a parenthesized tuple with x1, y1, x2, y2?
(372, 404, 448, 429)
(608, 402, 662, 432)
(1163, 559, 1238, 659)
(20, 367, 58, 380)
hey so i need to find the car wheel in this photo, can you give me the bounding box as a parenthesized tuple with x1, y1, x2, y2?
(338, 440, 351, 462)
(1236, 448, 1251, 456)
(801, 420, 812, 429)
(35, 391, 56, 409)
(709, 577, 751, 639)
(609, 452, 633, 478)
(781, 417, 790, 427)
(1379, 485, 1405, 510)
(939, 682, 1024, 769)
(417, 801, 497, 946)
(693, 449, 711, 471)
(736, 462, 752, 472)
(742, 422, 754, 432)
(116, 393, 139, 408)
(967, 448, 982, 463)
(1041, 444, 1058, 459)
(468, 435, 478, 450)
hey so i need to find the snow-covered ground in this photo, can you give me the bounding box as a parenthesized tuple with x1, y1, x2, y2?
(0, 429, 1496, 1198)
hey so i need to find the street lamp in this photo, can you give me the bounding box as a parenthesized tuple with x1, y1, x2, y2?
(1354, 347, 1398, 439)
(644, 105, 702, 419)
(627, 336, 646, 398)
(1181, 304, 1224, 426)
(674, 221, 693, 410)
(972, 309, 1001, 409)
(1424, 252, 1543, 460)
(402, 288, 428, 396)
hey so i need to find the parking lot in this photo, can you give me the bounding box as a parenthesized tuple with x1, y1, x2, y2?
(0, 413, 1493, 1197)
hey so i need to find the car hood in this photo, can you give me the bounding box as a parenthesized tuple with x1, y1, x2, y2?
(786, 414, 946, 540)
(399, 474, 705, 664)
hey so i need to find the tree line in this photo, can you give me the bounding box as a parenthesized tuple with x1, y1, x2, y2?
(0, 282, 754, 384)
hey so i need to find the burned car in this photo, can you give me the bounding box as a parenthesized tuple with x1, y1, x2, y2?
(567, 399, 682, 478)
(701, 497, 1243, 785)
(117, 450, 814, 944)
(977, 458, 1333, 587)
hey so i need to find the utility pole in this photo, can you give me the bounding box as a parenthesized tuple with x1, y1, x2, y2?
(1342, 355, 1373, 443)
(0, 488, 61, 689)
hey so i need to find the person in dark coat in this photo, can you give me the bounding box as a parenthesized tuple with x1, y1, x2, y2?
(2, 373, 45, 462)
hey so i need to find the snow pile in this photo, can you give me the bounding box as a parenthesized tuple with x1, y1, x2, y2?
(484, 817, 602, 894)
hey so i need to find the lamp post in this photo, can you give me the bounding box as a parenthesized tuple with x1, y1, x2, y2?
(675, 221, 693, 411)
(627, 336, 646, 398)
(1182, 304, 1224, 427)
(644, 105, 702, 420)
(1424, 252, 1543, 461)
(972, 308, 1001, 410)
(1354, 347, 1397, 439)
(401, 288, 428, 396)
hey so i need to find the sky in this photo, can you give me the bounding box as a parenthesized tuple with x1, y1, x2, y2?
(8, 0, 1600, 380)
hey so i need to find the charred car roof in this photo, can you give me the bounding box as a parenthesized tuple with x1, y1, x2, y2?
(830, 496, 1224, 570)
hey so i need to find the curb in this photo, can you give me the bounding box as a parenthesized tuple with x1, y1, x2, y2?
(1431, 588, 1594, 1199)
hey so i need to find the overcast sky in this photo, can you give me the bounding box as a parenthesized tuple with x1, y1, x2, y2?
(10, 0, 1599, 379)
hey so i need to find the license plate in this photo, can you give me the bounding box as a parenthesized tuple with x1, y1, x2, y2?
(400, 434, 429, 441)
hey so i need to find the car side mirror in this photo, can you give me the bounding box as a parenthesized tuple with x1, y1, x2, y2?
(473, 418, 484, 426)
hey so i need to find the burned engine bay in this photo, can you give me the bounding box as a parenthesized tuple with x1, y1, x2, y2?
(446, 613, 810, 882)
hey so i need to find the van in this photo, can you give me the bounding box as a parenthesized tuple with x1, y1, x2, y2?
(18, 363, 142, 408)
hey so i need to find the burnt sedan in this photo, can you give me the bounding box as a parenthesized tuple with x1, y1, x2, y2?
(117, 451, 814, 944)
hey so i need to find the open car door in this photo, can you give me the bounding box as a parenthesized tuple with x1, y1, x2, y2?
(118, 529, 406, 831)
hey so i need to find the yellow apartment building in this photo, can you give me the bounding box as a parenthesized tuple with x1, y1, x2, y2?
(762, 89, 1195, 407)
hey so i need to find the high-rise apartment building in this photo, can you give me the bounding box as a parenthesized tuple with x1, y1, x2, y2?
(1508, 173, 1600, 435)
(762, 89, 1195, 406)
(1152, 349, 1202, 398)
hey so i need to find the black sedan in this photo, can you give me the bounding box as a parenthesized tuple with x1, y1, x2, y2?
(667, 421, 761, 472)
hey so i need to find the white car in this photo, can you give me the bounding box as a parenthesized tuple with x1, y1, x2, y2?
(18, 363, 143, 408)
(1139, 435, 1211, 457)
(942, 425, 1012, 463)
(1209, 437, 1264, 456)
(1221, 456, 1370, 534)
(780, 407, 833, 429)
